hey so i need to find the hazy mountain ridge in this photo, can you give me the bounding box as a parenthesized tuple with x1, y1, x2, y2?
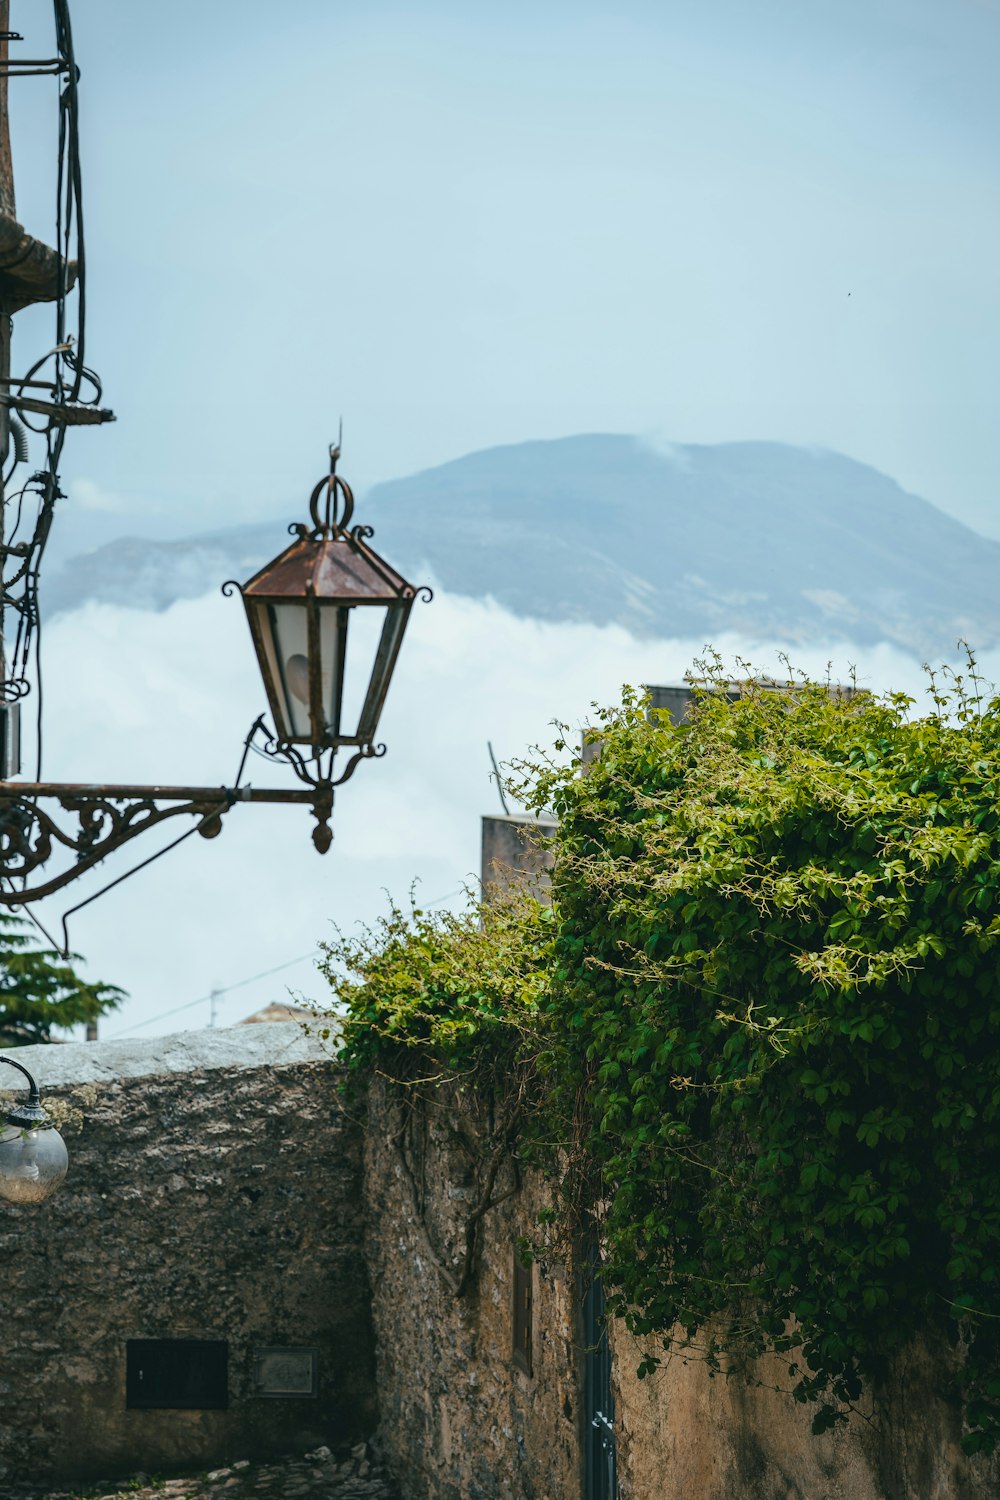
(43, 436, 1000, 658)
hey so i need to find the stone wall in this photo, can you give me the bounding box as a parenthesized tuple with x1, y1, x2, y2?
(0, 1025, 376, 1485)
(5, 1008, 999, 1497)
(363, 1080, 582, 1500)
(363, 1069, 1000, 1500)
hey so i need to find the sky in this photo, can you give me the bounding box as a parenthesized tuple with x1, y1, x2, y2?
(8, 0, 1000, 547)
(3, 0, 1000, 1037)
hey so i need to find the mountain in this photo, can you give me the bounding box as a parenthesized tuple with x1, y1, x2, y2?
(41, 436, 1000, 658)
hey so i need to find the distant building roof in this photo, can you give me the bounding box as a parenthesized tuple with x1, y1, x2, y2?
(240, 1002, 317, 1026)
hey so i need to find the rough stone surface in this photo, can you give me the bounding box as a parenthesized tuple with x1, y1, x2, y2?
(363, 1080, 581, 1500)
(6, 1444, 399, 1500)
(7, 1023, 1000, 1498)
(364, 1080, 1000, 1500)
(0, 1030, 375, 1485)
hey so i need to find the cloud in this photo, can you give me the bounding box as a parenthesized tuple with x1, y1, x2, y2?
(21, 587, 997, 1043)
(67, 478, 129, 514)
(635, 433, 693, 470)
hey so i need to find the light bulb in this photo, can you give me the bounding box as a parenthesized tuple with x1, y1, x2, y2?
(22, 1136, 39, 1181)
(285, 653, 310, 706)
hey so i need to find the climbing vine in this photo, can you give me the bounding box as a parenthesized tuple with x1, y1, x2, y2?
(322, 659, 1000, 1453)
(319, 888, 553, 1294)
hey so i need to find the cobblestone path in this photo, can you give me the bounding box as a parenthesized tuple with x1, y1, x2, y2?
(8, 1442, 400, 1500)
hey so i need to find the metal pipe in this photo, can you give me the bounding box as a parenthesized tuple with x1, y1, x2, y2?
(0, 781, 320, 803)
(0, 1053, 50, 1127)
(0, 1052, 39, 1103)
(0, 0, 12, 694)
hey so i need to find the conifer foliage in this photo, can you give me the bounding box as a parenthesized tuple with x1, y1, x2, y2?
(0, 912, 123, 1046)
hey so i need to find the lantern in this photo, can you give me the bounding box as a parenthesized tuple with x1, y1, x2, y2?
(234, 449, 428, 760)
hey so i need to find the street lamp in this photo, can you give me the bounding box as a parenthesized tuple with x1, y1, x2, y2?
(0, 9, 431, 936)
(0, 444, 430, 919)
(0, 1055, 68, 1203)
(225, 444, 431, 837)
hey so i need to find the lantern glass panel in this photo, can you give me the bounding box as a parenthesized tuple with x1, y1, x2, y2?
(266, 602, 341, 743)
(339, 604, 389, 743)
(357, 602, 410, 744)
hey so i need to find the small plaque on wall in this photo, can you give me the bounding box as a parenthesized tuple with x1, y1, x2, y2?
(253, 1346, 319, 1398)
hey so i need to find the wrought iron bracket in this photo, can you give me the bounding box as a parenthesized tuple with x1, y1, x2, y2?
(243, 714, 386, 799)
(0, 778, 334, 906)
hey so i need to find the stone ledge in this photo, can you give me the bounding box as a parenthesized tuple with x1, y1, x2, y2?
(1, 1022, 340, 1090)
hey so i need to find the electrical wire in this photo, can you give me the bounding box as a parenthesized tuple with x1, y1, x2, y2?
(103, 887, 468, 1039)
(1, 0, 98, 742)
(106, 951, 323, 1039)
(2, 888, 63, 952)
(57, 801, 232, 958)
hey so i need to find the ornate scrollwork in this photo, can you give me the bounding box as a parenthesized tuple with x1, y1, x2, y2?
(246, 716, 385, 795)
(0, 676, 31, 704)
(0, 797, 52, 881)
(0, 712, 394, 905)
(0, 788, 234, 905)
(308, 447, 355, 537)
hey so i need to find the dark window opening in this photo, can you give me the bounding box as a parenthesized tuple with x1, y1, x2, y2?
(512, 1249, 533, 1375)
(126, 1339, 229, 1410)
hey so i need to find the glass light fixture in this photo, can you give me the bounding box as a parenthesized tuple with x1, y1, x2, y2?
(233, 446, 429, 758)
(0, 1055, 68, 1203)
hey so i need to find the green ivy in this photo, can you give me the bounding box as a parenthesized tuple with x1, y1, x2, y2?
(322, 662, 1000, 1452)
(322, 888, 551, 1094)
(525, 666, 1000, 1451)
(320, 888, 556, 1294)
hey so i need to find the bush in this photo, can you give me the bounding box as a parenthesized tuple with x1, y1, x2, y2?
(321, 660, 1000, 1450)
(526, 665, 1000, 1447)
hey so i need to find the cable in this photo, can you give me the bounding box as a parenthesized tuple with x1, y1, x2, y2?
(4, 893, 63, 952)
(104, 888, 468, 1040)
(488, 740, 510, 815)
(0, 1, 98, 730)
(105, 950, 323, 1039)
(58, 800, 232, 957)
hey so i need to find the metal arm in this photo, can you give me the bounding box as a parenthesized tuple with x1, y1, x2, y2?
(0, 1053, 51, 1128)
(0, 775, 335, 905)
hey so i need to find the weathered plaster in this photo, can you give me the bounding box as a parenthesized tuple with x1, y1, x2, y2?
(362, 1069, 1000, 1500)
(609, 1318, 1000, 1499)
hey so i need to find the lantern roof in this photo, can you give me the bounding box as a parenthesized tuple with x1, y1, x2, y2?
(242, 528, 414, 604)
(240, 454, 417, 605)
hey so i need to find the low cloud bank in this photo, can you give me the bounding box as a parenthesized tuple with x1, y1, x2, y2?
(24, 587, 994, 1039)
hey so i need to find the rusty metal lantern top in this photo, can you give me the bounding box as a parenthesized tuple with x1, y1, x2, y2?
(229, 447, 430, 763)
